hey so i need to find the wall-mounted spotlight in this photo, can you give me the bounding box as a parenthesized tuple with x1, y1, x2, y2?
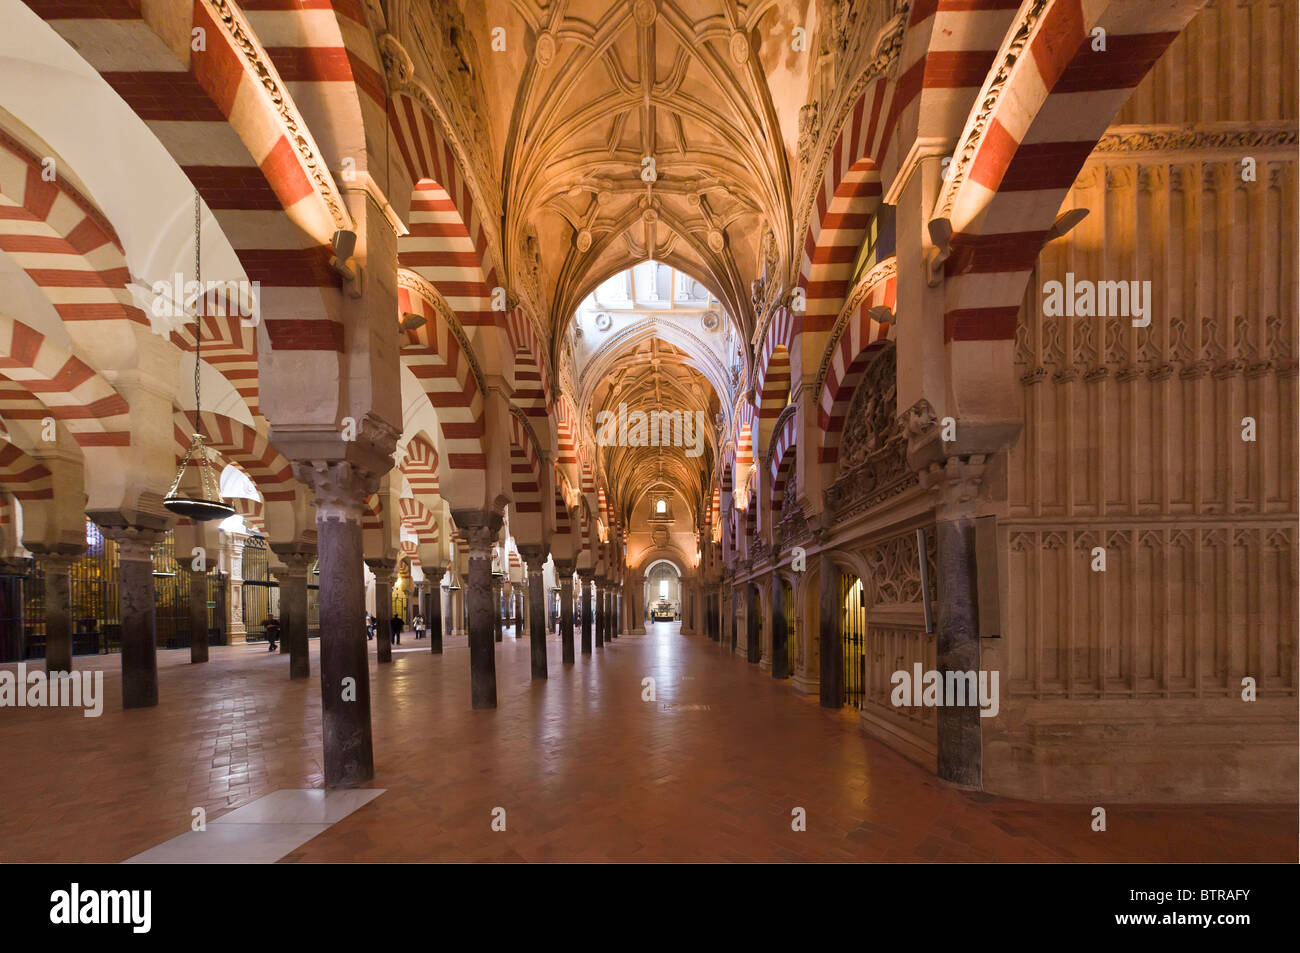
(925, 218, 952, 287)
(867, 304, 894, 326)
(399, 312, 427, 332)
(1045, 207, 1090, 242)
(330, 228, 363, 298)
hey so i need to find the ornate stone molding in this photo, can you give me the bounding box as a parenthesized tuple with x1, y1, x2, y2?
(1093, 122, 1299, 155)
(932, 0, 1050, 222)
(815, 256, 897, 400)
(205, 1, 351, 233)
(918, 454, 989, 512)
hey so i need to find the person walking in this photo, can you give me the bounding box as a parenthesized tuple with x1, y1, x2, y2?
(390, 612, 404, 645)
(365, 612, 375, 640)
(264, 617, 280, 652)
(413, 613, 426, 640)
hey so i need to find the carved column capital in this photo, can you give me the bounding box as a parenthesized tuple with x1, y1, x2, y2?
(366, 558, 397, 586)
(919, 454, 989, 516)
(451, 509, 503, 555)
(97, 524, 161, 563)
(294, 460, 381, 523)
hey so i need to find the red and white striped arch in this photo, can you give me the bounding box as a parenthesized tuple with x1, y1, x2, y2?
(0, 128, 146, 330)
(0, 438, 53, 501)
(24, 0, 348, 354)
(819, 268, 898, 464)
(754, 306, 794, 454)
(400, 432, 440, 499)
(228, 496, 266, 536)
(554, 394, 579, 473)
(768, 412, 798, 504)
(0, 317, 130, 447)
(506, 305, 552, 420)
(398, 278, 486, 472)
(361, 493, 383, 533)
(936, 0, 1202, 343)
(508, 415, 542, 516)
(799, 158, 883, 338)
(398, 496, 440, 547)
(173, 410, 296, 503)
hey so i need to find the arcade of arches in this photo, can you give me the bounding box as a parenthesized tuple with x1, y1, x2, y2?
(0, 0, 1296, 862)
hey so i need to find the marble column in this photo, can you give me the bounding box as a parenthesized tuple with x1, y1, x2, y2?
(746, 584, 761, 663)
(425, 568, 445, 653)
(455, 513, 501, 710)
(594, 580, 605, 648)
(578, 572, 593, 653)
(772, 577, 790, 679)
(98, 525, 163, 710)
(298, 461, 375, 787)
(557, 563, 575, 664)
(271, 548, 313, 680)
(523, 554, 548, 679)
(615, 587, 622, 639)
(368, 561, 395, 664)
(41, 553, 79, 673)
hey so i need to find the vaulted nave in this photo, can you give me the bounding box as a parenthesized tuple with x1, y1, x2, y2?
(0, 0, 1295, 867)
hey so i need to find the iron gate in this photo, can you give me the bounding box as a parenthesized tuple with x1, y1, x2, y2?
(841, 572, 866, 708)
(783, 580, 797, 675)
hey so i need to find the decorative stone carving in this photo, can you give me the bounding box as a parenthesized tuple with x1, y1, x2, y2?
(825, 347, 916, 519)
(535, 30, 556, 66)
(862, 530, 936, 606)
(797, 103, 820, 165)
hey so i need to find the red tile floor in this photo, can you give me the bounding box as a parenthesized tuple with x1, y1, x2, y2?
(0, 623, 1292, 862)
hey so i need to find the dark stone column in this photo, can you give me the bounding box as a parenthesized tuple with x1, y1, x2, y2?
(594, 580, 606, 648)
(271, 547, 313, 680)
(615, 587, 622, 639)
(492, 575, 503, 643)
(368, 561, 395, 664)
(426, 568, 445, 653)
(771, 576, 790, 679)
(523, 556, 547, 679)
(454, 512, 502, 710)
(296, 462, 375, 788)
(557, 562, 575, 664)
(41, 553, 79, 673)
(578, 572, 593, 653)
(98, 525, 163, 710)
(819, 557, 844, 708)
(935, 515, 981, 787)
(746, 584, 761, 663)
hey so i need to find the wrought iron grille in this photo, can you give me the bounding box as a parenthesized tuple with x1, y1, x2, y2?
(841, 572, 867, 708)
(240, 535, 279, 639)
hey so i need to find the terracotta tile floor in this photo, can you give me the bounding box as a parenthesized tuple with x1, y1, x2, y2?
(0, 624, 1292, 863)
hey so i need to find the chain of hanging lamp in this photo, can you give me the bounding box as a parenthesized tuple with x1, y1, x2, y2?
(193, 189, 203, 423)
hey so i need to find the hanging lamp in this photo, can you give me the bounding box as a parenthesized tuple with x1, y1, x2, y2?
(164, 191, 236, 522)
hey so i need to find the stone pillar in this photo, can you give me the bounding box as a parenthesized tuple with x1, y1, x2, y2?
(819, 557, 844, 708)
(522, 554, 548, 679)
(425, 568, 445, 653)
(594, 580, 605, 648)
(368, 561, 395, 664)
(772, 576, 790, 679)
(454, 513, 502, 710)
(746, 584, 761, 663)
(296, 462, 375, 787)
(41, 553, 79, 673)
(577, 572, 593, 653)
(492, 574, 503, 643)
(920, 457, 987, 788)
(271, 548, 313, 680)
(557, 562, 576, 664)
(99, 525, 163, 710)
(615, 587, 623, 638)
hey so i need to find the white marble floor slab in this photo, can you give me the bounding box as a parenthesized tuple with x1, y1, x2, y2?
(122, 789, 384, 864)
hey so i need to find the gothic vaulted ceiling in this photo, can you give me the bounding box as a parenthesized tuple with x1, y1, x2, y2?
(458, 0, 812, 356)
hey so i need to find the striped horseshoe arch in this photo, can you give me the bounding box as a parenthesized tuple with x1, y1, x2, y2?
(769, 411, 798, 505)
(398, 275, 486, 473)
(0, 316, 130, 447)
(754, 306, 794, 454)
(398, 496, 440, 546)
(818, 263, 899, 464)
(0, 437, 53, 501)
(400, 433, 440, 500)
(173, 410, 296, 503)
(22, 0, 350, 355)
(935, 0, 1203, 344)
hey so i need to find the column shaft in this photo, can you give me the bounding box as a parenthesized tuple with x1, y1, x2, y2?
(43, 558, 75, 673)
(115, 535, 159, 709)
(317, 512, 373, 785)
(463, 528, 498, 710)
(579, 577, 592, 653)
(559, 574, 575, 664)
(528, 567, 547, 678)
(936, 516, 982, 786)
(772, 577, 790, 679)
(427, 570, 445, 653)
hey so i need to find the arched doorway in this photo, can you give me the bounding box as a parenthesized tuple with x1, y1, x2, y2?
(644, 559, 681, 623)
(839, 571, 867, 708)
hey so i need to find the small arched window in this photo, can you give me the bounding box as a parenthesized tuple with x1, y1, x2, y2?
(656, 499, 666, 514)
